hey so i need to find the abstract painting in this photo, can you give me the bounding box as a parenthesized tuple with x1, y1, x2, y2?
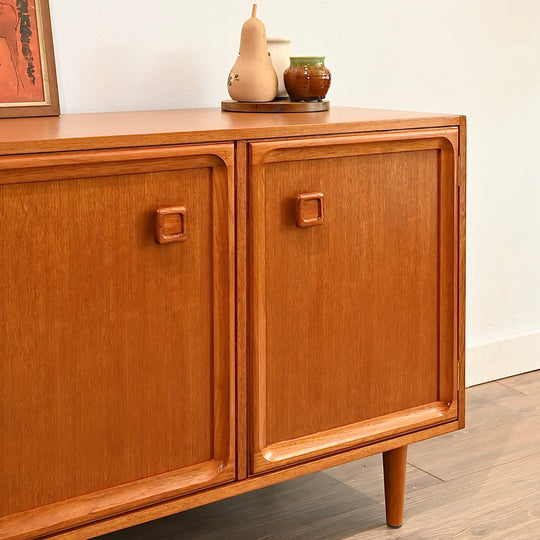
(0, 0, 58, 117)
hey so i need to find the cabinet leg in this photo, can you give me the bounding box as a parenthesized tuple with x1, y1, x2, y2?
(382, 445, 407, 528)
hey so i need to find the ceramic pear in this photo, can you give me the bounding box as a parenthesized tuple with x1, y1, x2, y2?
(227, 4, 278, 102)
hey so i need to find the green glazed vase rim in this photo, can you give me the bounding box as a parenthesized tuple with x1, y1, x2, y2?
(289, 56, 325, 66)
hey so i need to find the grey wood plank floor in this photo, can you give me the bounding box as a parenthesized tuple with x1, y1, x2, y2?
(100, 370, 540, 540)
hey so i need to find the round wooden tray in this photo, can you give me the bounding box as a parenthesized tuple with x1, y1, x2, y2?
(221, 99, 330, 113)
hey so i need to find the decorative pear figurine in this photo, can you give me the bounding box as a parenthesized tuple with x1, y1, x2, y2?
(227, 4, 278, 102)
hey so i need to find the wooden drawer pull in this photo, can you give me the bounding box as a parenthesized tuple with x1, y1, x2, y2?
(296, 192, 324, 227)
(155, 206, 187, 244)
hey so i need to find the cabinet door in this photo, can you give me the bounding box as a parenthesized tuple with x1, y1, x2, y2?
(0, 145, 235, 537)
(248, 129, 460, 474)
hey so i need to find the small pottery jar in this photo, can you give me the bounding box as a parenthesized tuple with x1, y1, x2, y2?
(267, 37, 292, 99)
(284, 56, 331, 102)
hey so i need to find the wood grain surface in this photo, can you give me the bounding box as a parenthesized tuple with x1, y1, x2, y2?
(407, 383, 540, 482)
(221, 100, 330, 113)
(382, 446, 407, 528)
(40, 422, 460, 540)
(247, 130, 460, 473)
(0, 145, 236, 537)
(498, 369, 540, 395)
(0, 107, 462, 156)
(235, 141, 249, 482)
(458, 115, 467, 429)
(0, 108, 466, 539)
(91, 371, 540, 540)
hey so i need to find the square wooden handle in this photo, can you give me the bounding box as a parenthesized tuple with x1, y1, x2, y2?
(155, 206, 187, 244)
(296, 193, 324, 227)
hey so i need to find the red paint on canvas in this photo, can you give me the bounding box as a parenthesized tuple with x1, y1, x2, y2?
(0, 0, 45, 103)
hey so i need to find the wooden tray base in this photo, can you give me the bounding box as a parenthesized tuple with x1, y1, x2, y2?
(221, 100, 330, 113)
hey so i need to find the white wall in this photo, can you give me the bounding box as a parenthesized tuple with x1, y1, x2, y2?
(49, 0, 540, 385)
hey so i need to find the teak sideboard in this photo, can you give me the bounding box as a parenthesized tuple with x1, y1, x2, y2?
(0, 107, 466, 539)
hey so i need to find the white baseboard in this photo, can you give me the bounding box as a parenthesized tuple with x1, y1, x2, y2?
(466, 330, 540, 387)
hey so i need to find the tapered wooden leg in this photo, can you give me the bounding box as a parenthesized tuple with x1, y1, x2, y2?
(382, 445, 407, 528)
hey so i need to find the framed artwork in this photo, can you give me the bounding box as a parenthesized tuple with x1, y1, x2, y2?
(0, 0, 59, 118)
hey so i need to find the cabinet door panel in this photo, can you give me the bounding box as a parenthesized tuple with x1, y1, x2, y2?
(248, 130, 459, 474)
(0, 145, 235, 537)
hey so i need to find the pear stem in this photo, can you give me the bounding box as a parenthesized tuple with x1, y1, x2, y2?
(252, 4, 257, 18)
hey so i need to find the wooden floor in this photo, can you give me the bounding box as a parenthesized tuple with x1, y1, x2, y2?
(100, 370, 540, 540)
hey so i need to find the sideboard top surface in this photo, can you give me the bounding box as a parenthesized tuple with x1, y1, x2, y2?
(0, 107, 464, 155)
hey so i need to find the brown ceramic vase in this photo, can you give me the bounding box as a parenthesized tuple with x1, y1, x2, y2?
(284, 56, 331, 102)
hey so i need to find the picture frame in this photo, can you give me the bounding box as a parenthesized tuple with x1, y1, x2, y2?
(0, 0, 59, 118)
